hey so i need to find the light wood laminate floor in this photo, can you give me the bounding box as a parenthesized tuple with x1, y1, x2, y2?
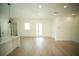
(8, 37, 79, 56)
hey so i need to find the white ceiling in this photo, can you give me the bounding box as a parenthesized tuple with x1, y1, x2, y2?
(10, 3, 79, 19)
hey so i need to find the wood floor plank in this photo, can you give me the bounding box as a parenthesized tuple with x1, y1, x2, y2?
(8, 37, 79, 56)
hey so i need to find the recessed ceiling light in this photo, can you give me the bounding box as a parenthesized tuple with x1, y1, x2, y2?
(72, 13, 76, 16)
(54, 14, 57, 15)
(64, 5, 67, 8)
(38, 5, 42, 8)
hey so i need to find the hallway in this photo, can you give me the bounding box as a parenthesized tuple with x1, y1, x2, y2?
(8, 37, 79, 56)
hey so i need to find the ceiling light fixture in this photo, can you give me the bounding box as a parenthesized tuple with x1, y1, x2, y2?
(38, 5, 42, 8)
(8, 3, 11, 23)
(72, 13, 76, 16)
(54, 14, 57, 15)
(64, 5, 67, 8)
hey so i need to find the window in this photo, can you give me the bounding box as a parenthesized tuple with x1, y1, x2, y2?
(24, 23, 30, 30)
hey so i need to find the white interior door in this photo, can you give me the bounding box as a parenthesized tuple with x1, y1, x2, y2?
(36, 24, 43, 36)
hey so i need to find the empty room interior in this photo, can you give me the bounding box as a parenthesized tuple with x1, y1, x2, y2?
(0, 3, 79, 56)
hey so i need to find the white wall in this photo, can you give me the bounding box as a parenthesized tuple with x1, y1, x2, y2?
(14, 18, 52, 37)
(72, 16, 79, 43)
(52, 16, 79, 43)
